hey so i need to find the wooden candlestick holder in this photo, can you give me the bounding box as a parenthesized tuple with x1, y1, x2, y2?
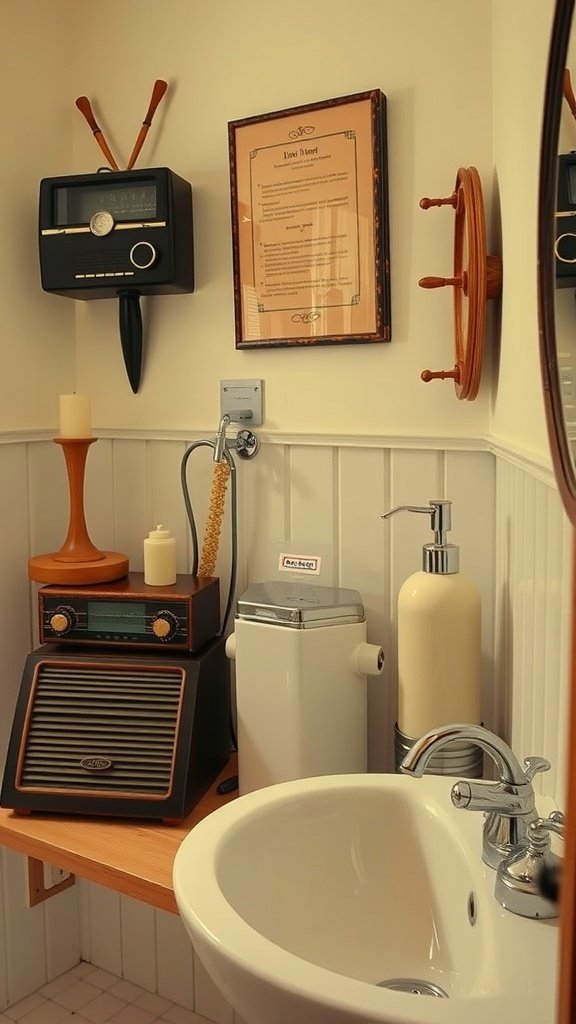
(28, 437, 129, 585)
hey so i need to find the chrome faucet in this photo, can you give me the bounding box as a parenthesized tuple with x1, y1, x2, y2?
(400, 723, 551, 869)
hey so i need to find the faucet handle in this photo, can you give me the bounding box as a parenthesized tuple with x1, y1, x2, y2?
(450, 754, 550, 811)
(523, 756, 551, 782)
(495, 810, 565, 918)
(529, 810, 565, 847)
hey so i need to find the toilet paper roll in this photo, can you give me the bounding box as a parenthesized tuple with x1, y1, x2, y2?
(350, 642, 385, 677)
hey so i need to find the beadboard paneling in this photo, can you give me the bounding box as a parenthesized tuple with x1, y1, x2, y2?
(339, 447, 390, 771)
(110, 441, 152, 570)
(120, 895, 157, 990)
(0, 445, 35, 769)
(2, 849, 47, 1003)
(155, 910, 195, 1010)
(44, 874, 82, 981)
(80, 882, 122, 976)
(240, 440, 289, 586)
(494, 455, 572, 804)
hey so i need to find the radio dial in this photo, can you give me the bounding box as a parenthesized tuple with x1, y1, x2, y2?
(152, 610, 179, 641)
(90, 211, 115, 237)
(130, 241, 157, 270)
(49, 605, 77, 635)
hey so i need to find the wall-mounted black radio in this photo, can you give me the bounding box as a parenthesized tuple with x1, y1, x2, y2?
(556, 152, 576, 287)
(38, 573, 220, 653)
(38, 167, 194, 392)
(39, 167, 194, 300)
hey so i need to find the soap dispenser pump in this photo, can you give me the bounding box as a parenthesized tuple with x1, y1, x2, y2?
(382, 500, 482, 775)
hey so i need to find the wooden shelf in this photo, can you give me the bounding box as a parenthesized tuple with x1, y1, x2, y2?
(0, 755, 238, 914)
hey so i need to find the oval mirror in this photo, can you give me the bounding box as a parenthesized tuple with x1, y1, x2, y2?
(539, 0, 576, 525)
(539, 3, 576, 1020)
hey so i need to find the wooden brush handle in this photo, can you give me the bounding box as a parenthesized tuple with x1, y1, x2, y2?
(127, 80, 168, 170)
(142, 79, 168, 127)
(75, 96, 119, 170)
(75, 95, 100, 132)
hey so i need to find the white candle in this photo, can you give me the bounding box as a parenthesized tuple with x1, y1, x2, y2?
(59, 394, 92, 438)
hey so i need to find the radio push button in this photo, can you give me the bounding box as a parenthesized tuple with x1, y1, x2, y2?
(151, 610, 179, 641)
(129, 240, 157, 270)
(49, 605, 77, 635)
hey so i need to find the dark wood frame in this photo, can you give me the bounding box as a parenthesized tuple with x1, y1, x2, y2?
(537, 0, 576, 1019)
(228, 90, 391, 349)
(539, 0, 576, 522)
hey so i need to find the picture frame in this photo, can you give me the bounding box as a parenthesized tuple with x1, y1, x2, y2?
(228, 89, 391, 349)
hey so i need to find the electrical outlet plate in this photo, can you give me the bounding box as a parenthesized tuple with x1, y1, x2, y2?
(220, 379, 263, 426)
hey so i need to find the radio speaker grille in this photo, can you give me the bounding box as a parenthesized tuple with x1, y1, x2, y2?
(18, 663, 183, 795)
(1, 642, 230, 822)
(72, 250, 128, 272)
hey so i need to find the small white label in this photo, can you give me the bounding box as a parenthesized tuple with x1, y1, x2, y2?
(279, 553, 321, 575)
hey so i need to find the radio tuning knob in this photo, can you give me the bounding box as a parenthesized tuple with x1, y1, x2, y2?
(49, 605, 77, 635)
(90, 211, 115, 237)
(152, 610, 179, 641)
(129, 241, 157, 270)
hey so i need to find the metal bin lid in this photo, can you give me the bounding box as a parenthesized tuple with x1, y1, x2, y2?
(236, 581, 365, 628)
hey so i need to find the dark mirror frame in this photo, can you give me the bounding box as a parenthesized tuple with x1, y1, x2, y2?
(539, 4, 576, 1017)
(539, 0, 576, 526)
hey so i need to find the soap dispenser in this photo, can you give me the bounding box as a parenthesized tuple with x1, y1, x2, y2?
(382, 500, 482, 775)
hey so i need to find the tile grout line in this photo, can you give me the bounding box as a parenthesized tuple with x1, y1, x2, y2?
(0, 965, 213, 1024)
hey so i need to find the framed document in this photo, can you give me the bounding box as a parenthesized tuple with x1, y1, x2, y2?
(228, 90, 391, 349)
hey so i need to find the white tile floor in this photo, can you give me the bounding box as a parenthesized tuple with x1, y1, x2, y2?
(0, 963, 213, 1024)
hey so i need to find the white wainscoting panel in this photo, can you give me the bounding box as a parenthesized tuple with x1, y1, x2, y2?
(0, 847, 81, 1006)
(119, 894, 157, 991)
(0, 433, 570, 1020)
(43, 868, 82, 981)
(494, 454, 572, 804)
(2, 849, 47, 1002)
(155, 909, 195, 1010)
(80, 882, 122, 976)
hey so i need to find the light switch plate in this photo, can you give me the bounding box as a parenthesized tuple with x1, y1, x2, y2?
(220, 379, 263, 426)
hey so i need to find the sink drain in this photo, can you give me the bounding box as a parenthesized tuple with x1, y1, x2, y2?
(377, 978, 449, 998)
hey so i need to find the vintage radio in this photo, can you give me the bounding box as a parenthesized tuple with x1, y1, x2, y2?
(38, 167, 194, 300)
(1, 639, 230, 822)
(38, 573, 220, 653)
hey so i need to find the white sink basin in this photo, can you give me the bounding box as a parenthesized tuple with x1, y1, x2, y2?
(173, 773, 558, 1024)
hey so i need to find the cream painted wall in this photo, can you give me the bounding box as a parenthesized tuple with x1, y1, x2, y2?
(68, 0, 494, 437)
(0, 1, 76, 429)
(0, 1, 561, 457)
(490, 0, 555, 463)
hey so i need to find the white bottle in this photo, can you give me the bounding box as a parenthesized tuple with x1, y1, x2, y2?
(382, 500, 481, 739)
(143, 525, 177, 586)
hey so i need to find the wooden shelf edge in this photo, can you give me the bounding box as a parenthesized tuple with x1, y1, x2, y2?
(0, 755, 238, 914)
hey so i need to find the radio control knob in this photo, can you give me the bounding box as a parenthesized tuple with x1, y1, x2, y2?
(49, 605, 77, 635)
(152, 610, 179, 641)
(90, 210, 115, 237)
(129, 241, 157, 270)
